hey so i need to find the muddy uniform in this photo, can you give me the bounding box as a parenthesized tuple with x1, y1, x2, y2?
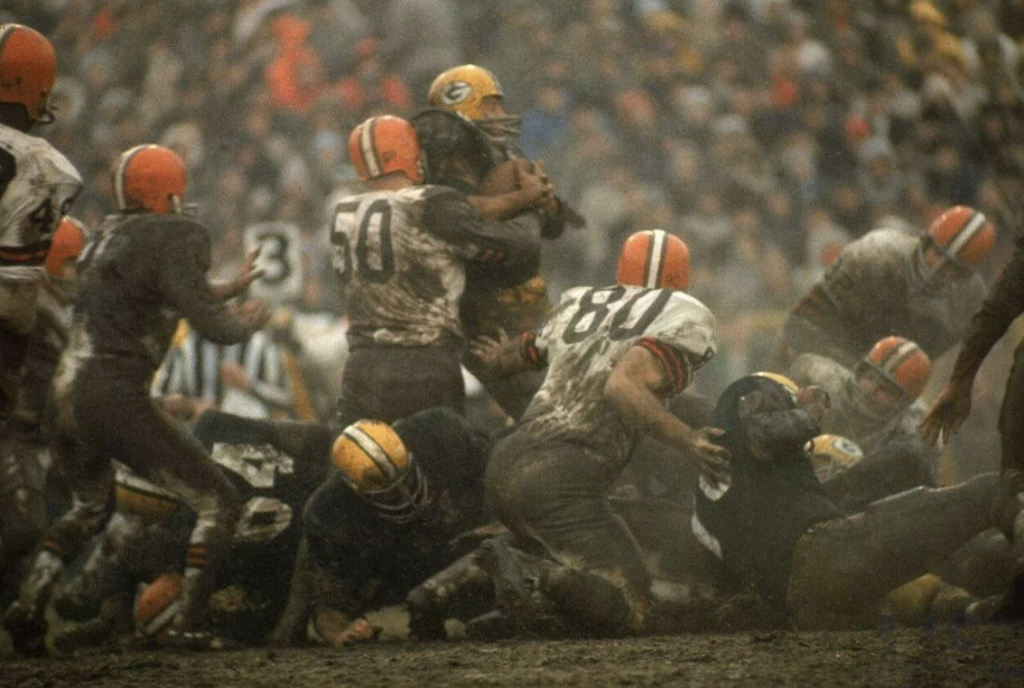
(0, 280, 73, 602)
(53, 411, 334, 646)
(695, 375, 1003, 630)
(0, 124, 81, 418)
(329, 184, 539, 428)
(486, 286, 717, 633)
(273, 407, 490, 642)
(414, 109, 568, 421)
(7, 212, 261, 648)
(780, 229, 987, 368)
(954, 233, 1024, 475)
(787, 353, 938, 511)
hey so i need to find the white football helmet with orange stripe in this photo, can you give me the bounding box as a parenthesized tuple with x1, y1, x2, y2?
(616, 229, 690, 291)
(332, 420, 429, 523)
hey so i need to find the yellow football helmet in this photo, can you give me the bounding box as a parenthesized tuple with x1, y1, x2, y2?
(808, 434, 864, 483)
(427, 64, 521, 141)
(752, 372, 800, 402)
(332, 420, 429, 522)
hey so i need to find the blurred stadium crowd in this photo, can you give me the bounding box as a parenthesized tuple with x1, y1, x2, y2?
(7, 0, 1024, 477)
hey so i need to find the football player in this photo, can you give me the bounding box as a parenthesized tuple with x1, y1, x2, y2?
(0, 217, 85, 605)
(50, 410, 335, 650)
(778, 206, 995, 369)
(467, 229, 728, 636)
(921, 224, 1024, 544)
(0, 24, 82, 424)
(693, 373, 1023, 630)
(3, 144, 268, 654)
(787, 336, 939, 511)
(266, 407, 491, 647)
(414, 64, 580, 421)
(330, 115, 544, 428)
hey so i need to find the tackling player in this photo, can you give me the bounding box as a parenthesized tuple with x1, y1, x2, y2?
(472, 229, 728, 636)
(3, 144, 268, 654)
(330, 114, 544, 427)
(778, 206, 996, 368)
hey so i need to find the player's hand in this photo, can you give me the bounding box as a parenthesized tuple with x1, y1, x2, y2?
(534, 160, 559, 216)
(211, 248, 266, 300)
(469, 328, 511, 367)
(687, 426, 731, 486)
(161, 393, 196, 420)
(220, 361, 251, 391)
(514, 162, 551, 207)
(314, 608, 380, 647)
(919, 381, 972, 446)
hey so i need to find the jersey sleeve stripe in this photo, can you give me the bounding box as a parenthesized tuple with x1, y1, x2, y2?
(636, 336, 689, 393)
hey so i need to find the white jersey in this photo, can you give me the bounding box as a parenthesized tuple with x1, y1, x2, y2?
(521, 285, 717, 467)
(329, 185, 470, 347)
(0, 124, 82, 281)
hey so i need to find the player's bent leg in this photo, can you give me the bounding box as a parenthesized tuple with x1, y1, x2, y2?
(787, 474, 1000, 629)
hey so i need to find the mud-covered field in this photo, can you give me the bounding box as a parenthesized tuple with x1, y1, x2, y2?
(4, 623, 1023, 688)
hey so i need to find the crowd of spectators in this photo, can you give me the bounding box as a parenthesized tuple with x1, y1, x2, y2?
(7, 0, 1024, 477)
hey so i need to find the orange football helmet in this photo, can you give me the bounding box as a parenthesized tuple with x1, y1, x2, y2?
(332, 419, 429, 523)
(0, 24, 57, 123)
(853, 336, 931, 419)
(44, 216, 86, 277)
(112, 145, 187, 214)
(616, 229, 690, 290)
(914, 206, 995, 289)
(348, 115, 424, 184)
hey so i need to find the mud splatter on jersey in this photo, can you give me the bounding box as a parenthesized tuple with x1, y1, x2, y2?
(521, 285, 717, 469)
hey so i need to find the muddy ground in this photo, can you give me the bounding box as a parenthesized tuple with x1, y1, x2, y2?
(4, 622, 1023, 687)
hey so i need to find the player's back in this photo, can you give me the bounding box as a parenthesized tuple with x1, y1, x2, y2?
(72, 213, 211, 371)
(0, 124, 81, 282)
(330, 185, 470, 347)
(522, 285, 716, 467)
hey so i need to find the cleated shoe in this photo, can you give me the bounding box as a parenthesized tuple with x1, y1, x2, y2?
(3, 600, 48, 656)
